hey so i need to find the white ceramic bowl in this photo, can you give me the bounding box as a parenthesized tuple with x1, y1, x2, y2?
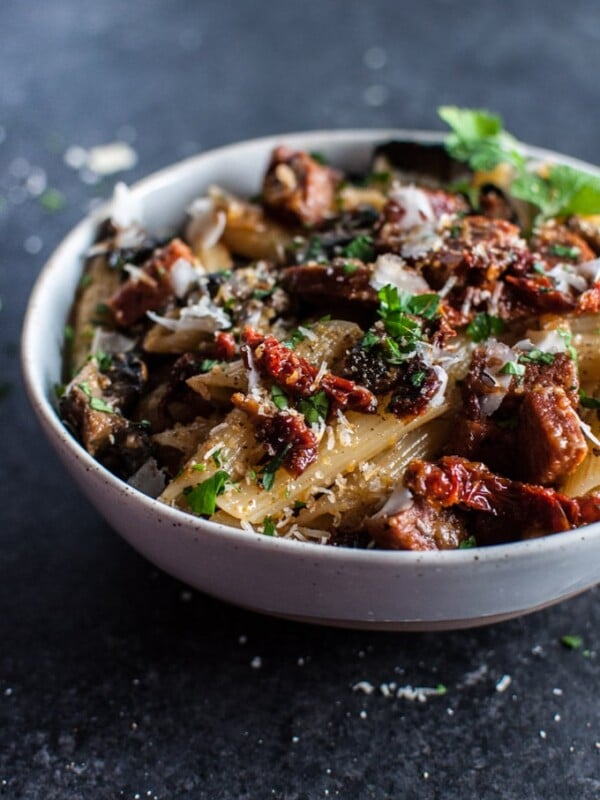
(21, 130, 600, 630)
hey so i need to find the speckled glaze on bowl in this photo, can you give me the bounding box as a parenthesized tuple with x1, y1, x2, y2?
(21, 130, 600, 630)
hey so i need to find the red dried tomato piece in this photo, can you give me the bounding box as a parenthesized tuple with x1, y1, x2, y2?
(404, 456, 600, 537)
(242, 327, 377, 413)
(214, 331, 237, 361)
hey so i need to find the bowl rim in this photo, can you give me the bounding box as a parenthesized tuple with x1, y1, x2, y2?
(21, 126, 600, 567)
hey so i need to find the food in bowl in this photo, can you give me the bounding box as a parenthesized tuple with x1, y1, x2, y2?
(57, 108, 600, 551)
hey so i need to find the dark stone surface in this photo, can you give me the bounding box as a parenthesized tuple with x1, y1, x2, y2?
(1, 1, 599, 797)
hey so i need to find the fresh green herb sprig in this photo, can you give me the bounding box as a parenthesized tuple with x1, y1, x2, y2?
(184, 470, 230, 516)
(439, 106, 600, 218)
(466, 313, 505, 343)
(342, 235, 375, 262)
(579, 389, 600, 409)
(262, 516, 276, 536)
(377, 284, 440, 342)
(261, 443, 292, 491)
(78, 381, 114, 414)
(297, 390, 329, 426)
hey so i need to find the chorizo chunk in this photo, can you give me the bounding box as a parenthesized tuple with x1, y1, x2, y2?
(366, 498, 468, 551)
(109, 238, 195, 327)
(262, 146, 339, 226)
(518, 385, 587, 485)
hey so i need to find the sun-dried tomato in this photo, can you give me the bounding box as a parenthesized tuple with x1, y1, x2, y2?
(255, 412, 319, 477)
(242, 327, 377, 413)
(214, 331, 237, 361)
(404, 456, 600, 537)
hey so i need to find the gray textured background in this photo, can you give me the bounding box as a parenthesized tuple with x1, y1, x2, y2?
(1, 1, 599, 798)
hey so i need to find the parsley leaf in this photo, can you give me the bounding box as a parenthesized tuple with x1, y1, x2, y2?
(342, 235, 375, 262)
(360, 330, 380, 350)
(271, 384, 289, 410)
(499, 361, 526, 377)
(438, 106, 525, 171)
(309, 151, 328, 165)
(261, 443, 292, 491)
(519, 349, 556, 365)
(78, 382, 114, 414)
(90, 396, 114, 414)
(549, 243, 580, 259)
(304, 236, 328, 263)
(199, 359, 220, 373)
(183, 470, 230, 516)
(410, 370, 427, 388)
(560, 634, 583, 650)
(283, 328, 306, 350)
(579, 389, 600, 409)
(298, 390, 329, 425)
(262, 516, 276, 536)
(377, 285, 440, 352)
(439, 106, 600, 218)
(466, 312, 505, 343)
(458, 535, 478, 549)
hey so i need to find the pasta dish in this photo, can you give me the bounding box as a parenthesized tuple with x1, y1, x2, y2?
(58, 108, 600, 550)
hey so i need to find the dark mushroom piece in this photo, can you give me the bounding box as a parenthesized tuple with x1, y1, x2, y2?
(372, 140, 470, 186)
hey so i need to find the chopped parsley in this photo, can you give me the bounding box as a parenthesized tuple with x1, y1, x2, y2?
(377, 285, 440, 352)
(271, 384, 289, 410)
(63, 324, 74, 341)
(579, 389, 600, 409)
(293, 500, 307, 510)
(447, 178, 480, 209)
(343, 262, 359, 274)
(305, 236, 328, 263)
(79, 273, 93, 289)
(253, 287, 275, 300)
(309, 151, 328, 165)
(283, 328, 306, 349)
(560, 634, 583, 650)
(261, 443, 292, 491)
(410, 370, 427, 388)
(519, 349, 556, 365)
(342, 235, 375, 262)
(458, 535, 477, 549)
(550, 244, 580, 259)
(262, 516, 276, 536)
(360, 330, 380, 350)
(39, 188, 67, 213)
(557, 328, 578, 362)
(499, 361, 526, 377)
(298, 390, 329, 425)
(183, 470, 230, 516)
(53, 382, 66, 399)
(94, 349, 113, 372)
(78, 381, 114, 413)
(192, 463, 207, 472)
(438, 106, 525, 172)
(199, 359, 220, 373)
(466, 312, 505, 343)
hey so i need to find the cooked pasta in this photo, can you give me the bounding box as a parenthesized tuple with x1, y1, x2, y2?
(59, 110, 600, 550)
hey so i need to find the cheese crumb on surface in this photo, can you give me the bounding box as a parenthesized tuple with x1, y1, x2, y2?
(495, 674, 512, 693)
